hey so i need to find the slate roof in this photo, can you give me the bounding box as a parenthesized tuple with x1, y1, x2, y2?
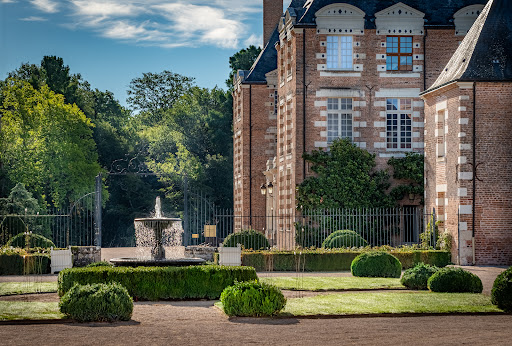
(243, 0, 489, 83)
(425, 0, 512, 92)
(244, 0, 307, 83)
(297, 0, 487, 27)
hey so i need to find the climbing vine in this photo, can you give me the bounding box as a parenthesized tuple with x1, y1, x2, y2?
(388, 153, 424, 204)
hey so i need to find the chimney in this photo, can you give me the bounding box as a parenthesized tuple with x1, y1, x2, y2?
(263, 0, 283, 46)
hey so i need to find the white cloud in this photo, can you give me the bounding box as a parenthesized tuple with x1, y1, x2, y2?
(20, 16, 48, 21)
(28, 0, 263, 49)
(1, 0, 17, 4)
(30, 0, 58, 13)
(244, 34, 263, 48)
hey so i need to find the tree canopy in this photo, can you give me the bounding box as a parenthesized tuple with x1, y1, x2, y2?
(226, 45, 261, 88)
(0, 80, 100, 207)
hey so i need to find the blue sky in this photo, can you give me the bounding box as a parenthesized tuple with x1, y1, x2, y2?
(0, 0, 288, 106)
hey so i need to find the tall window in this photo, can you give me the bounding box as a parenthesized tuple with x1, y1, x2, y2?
(327, 98, 353, 143)
(386, 99, 412, 150)
(437, 110, 446, 158)
(326, 36, 353, 70)
(386, 36, 413, 71)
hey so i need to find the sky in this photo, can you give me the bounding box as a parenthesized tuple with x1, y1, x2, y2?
(0, 0, 289, 106)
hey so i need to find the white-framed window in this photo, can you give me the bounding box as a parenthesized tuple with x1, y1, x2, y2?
(326, 36, 353, 70)
(437, 110, 446, 158)
(386, 99, 412, 150)
(327, 98, 353, 143)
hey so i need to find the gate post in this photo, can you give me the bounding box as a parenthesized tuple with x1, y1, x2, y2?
(94, 174, 102, 248)
(183, 174, 189, 246)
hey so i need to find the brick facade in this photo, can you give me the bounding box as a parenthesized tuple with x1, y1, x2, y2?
(232, 1, 503, 256)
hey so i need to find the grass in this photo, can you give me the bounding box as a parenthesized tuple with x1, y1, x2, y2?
(260, 277, 404, 291)
(0, 302, 64, 321)
(0, 282, 58, 296)
(283, 291, 503, 316)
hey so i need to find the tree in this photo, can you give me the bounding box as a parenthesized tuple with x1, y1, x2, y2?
(0, 80, 100, 207)
(226, 45, 262, 88)
(127, 71, 194, 125)
(296, 138, 393, 210)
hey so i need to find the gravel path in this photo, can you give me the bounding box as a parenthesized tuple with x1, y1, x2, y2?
(0, 266, 510, 345)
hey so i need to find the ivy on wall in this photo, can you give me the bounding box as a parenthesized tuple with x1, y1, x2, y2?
(388, 153, 424, 204)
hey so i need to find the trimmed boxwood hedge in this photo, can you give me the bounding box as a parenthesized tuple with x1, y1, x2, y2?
(60, 282, 133, 322)
(223, 229, 270, 250)
(491, 266, 512, 312)
(0, 253, 51, 275)
(351, 252, 402, 278)
(58, 265, 258, 300)
(322, 230, 368, 249)
(400, 263, 439, 290)
(235, 250, 450, 271)
(220, 280, 286, 317)
(427, 267, 483, 293)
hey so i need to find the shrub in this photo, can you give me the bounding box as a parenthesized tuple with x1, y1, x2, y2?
(58, 265, 258, 300)
(351, 252, 402, 278)
(400, 263, 439, 290)
(6, 233, 55, 249)
(220, 280, 286, 317)
(223, 229, 269, 250)
(86, 261, 113, 268)
(322, 230, 368, 249)
(427, 267, 483, 293)
(491, 266, 512, 312)
(59, 283, 133, 322)
(0, 251, 50, 275)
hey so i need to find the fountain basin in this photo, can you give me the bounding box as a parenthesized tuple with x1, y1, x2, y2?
(110, 257, 206, 267)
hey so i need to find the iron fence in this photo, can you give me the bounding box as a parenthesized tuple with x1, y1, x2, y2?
(0, 192, 98, 248)
(187, 206, 435, 251)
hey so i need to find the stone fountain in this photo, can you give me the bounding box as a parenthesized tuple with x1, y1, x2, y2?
(110, 197, 206, 267)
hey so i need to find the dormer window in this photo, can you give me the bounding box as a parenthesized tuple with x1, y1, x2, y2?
(327, 36, 353, 70)
(386, 36, 413, 71)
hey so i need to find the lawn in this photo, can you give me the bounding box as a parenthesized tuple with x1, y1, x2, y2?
(283, 291, 502, 316)
(0, 302, 64, 321)
(260, 276, 404, 291)
(0, 282, 58, 296)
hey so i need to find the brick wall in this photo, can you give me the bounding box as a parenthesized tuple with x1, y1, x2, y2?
(423, 82, 512, 265)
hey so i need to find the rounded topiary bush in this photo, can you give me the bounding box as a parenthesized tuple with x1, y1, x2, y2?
(400, 263, 439, 290)
(427, 267, 483, 293)
(59, 283, 133, 322)
(7, 233, 55, 249)
(322, 230, 368, 249)
(491, 266, 512, 312)
(351, 252, 402, 278)
(220, 280, 286, 317)
(223, 229, 269, 250)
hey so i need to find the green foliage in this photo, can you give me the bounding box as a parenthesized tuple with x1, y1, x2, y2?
(59, 283, 133, 322)
(420, 214, 440, 249)
(491, 266, 512, 312)
(220, 280, 286, 317)
(351, 252, 402, 278)
(388, 153, 424, 203)
(226, 45, 262, 89)
(86, 261, 113, 268)
(223, 229, 270, 250)
(0, 252, 50, 275)
(427, 267, 483, 293)
(0, 80, 100, 208)
(240, 249, 448, 271)
(127, 70, 194, 124)
(6, 233, 55, 249)
(400, 263, 439, 290)
(297, 138, 393, 210)
(322, 230, 368, 248)
(58, 265, 258, 300)
(436, 230, 453, 251)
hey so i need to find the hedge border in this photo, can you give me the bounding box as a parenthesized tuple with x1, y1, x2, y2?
(231, 250, 450, 271)
(58, 265, 258, 300)
(0, 253, 51, 275)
